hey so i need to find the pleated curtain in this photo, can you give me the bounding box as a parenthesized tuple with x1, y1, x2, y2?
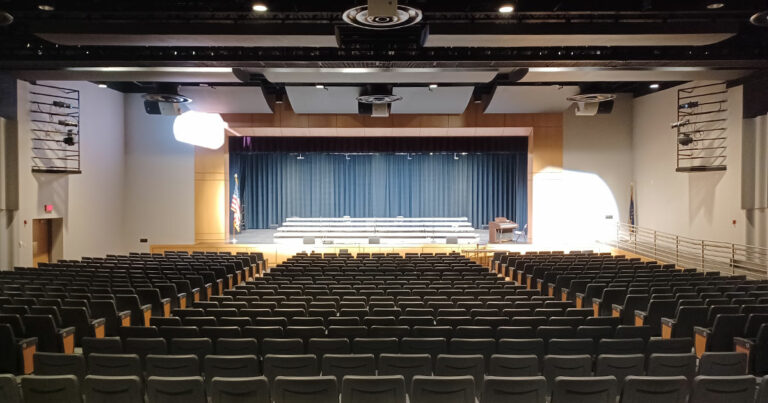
(230, 152, 527, 230)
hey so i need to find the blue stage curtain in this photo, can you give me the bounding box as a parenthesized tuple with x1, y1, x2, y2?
(230, 152, 527, 230)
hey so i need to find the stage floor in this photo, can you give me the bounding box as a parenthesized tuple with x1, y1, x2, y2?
(234, 228, 493, 245)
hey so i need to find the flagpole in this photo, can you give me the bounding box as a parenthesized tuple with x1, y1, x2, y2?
(232, 174, 238, 244)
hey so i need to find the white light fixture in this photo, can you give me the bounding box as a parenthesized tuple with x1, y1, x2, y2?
(649, 83, 660, 89)
(499, 4, 515, 13)
(97, 83, 107, 88)
(706, 1, 725, 9)
(315, 84, 325, 89)
(428, 84, 438, 89)
(297, 153, 305, 160)
(252, 3, 268, 12)
(172, 111, 227, 150)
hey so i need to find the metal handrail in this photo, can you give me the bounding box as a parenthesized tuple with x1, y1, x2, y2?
(609, 223, 768, 279)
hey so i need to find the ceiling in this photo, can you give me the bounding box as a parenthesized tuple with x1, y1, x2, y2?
(1, 0, 767, 115)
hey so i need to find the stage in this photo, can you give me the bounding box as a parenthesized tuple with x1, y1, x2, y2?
(233, 228, 492, 245)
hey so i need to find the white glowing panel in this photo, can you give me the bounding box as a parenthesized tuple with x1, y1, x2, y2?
(532, 169, 619, 248)
(173, 111, 227, 150)
(180, 86, 272, 113)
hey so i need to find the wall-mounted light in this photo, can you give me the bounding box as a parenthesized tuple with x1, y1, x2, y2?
(428, 84, 438, 91)
(315, 84, 326, 90)
(705, 1, 725, 9)
(252, 3, 268, 12)
(173, 111, 227, 149)
(649, 83, 660, 89)
(97, 83, 108, 88)
(499, 4, 515, 13)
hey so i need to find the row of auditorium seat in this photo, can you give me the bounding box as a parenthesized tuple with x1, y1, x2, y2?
(3, 373, 768, 403)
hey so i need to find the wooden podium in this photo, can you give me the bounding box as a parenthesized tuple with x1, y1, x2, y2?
(489, 217, 518, 243)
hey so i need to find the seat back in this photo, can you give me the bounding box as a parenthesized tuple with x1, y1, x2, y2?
(709, 314, 748, 350)
(33, 352, 86, 381)
(215, 338, 259, 356)
(81, 337, 122, 356)
(488, 354, 539, 377)
(262, 354, 319, 382)
(20, 375, 81, 403)
(87, 353, 142, 378)
(272, 376, 338, 403)
(321, 354, 376, 383)
(411, 375, 475, 403)
(691, 375, 756, 403)
(698, 352, 748, 376)
(0, 374, 20, 403)
(146, 376, 206, 403)
(341, 375, 406, 403)
(647, 353, 697, 379)
(209, 376, 270, 403)
(542, 355, 592, 386)
(620, 376, 689, 403)
(145, 354, 199, 378)
(204, 355, 261, 391)
(551, 376, 618, 403)
(83, 375, 143, 403)
(480, 376, 546, 403)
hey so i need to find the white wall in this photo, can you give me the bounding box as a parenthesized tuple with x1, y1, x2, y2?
(632, 83, 746, 243)
(122, 94, 194, 252)
(563, 93, 634, 224)
(7, 81, 127, 267)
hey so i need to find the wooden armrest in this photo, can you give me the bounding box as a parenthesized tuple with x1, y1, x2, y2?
(118, 311, 132, 327)
(17, 337, 37, 374)
(576, 293, 585, 299)
(178, 293, 187, 309)
(593, 298, 603, 305)
(660, 317, 676, 326)
(216, 279, 223, 296)
(693, 326, 711, 357)
(57, 327, 76, 354)
(204, 284, 212, 301)
(191, 288, 201, 302)
(140, 304, 153, 326)
(634, 310, 648, 319)
(90, 318, 106, 338)
(162, 299, 171, 317)
(612, 304, 624, 312)
(733, 337, 755, 348)
(227, 274, 234, 290)
(693, 326, 711, 336)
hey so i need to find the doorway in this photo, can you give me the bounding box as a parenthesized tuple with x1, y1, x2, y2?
(32, 218, 52, 267)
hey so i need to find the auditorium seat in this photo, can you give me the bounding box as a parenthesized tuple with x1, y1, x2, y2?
(147, 376, 206, 403)
(0, 323, 36, 374)
(33, 352, 86, 381)
(690, 375, 756, 403)
(209, 376, 270, 403)
(20, 375, 81, 403)
(488, 354, 539, 377)
(272, 376, 338, 403)
(322, 354, 376, 382)
(83, 375, 143, 403)
(698, 352, 748, 376)
(435, 355, 484, 394)
(595, 354, 644, 385)
(262, 354, 319, 381)
(647, 353, 697, 379)
(146, 354, 199, 377)
(411, 375, 475, 403)
(0, 374, 20, 403)
(341, 375, 407, 403)
(480, 376, 546, 403)
(620, 376, 689, 403)
(88, 353, 142, 377)
(22, 314, 75, 353)
(551, 376, 618, 403)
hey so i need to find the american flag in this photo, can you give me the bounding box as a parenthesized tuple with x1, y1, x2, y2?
(231, 177, 242, 233)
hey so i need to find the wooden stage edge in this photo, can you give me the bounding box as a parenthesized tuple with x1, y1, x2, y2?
(150, 242, 648, 268)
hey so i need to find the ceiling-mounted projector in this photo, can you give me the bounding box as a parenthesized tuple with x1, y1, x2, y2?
(342, 0, 422, 30)
(142, 83, 192, 116)
(357, 84, 402, 117)
(566, 93, 616, 116)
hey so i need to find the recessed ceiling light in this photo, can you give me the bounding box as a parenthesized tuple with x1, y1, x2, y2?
(97, 83, 108, 88)
(649, 83, 660, 89)
(428, 84, 438, 89)
(499, 4, 515, 13)
(37, 4, 55, 11)
(706, 1, 725, 9)
(750, 10, 768, 26)
(315, 84, 325, 89)
(252, 3, 268, 12)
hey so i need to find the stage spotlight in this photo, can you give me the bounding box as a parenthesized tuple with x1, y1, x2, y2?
(499, 4, 515, 13)
(678, 133, 694, 146)
(750, 10, 768, 26)
(705, 1, 725, 9)
(297, 153, 305, 160)
(173, 111, 227, 150)
(252, 3, 268, 12)
(670, 119, 690, 129)
(454, 153, 459, 160)
(62, 130, 76, 146)
(679, 101, 699, 109)
(36, 0, 55, 11)
(649, 83, 660, 89)
(0, 10, 13, 26)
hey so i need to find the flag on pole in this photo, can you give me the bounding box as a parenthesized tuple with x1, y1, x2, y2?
(231, 174, 242, 233)
(629, 183, 635, 226)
